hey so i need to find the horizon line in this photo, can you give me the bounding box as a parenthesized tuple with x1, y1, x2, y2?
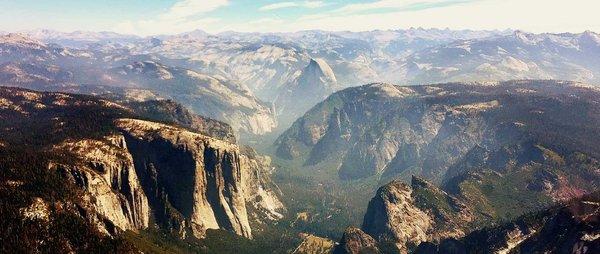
(3, 27, 600, 39)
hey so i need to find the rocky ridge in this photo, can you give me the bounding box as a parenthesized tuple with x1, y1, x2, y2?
(0, 87, 283, 243)
(359, 177, 473, 253)
(0, 34, 278, 136)
(275, 81, 600, 214)
(415, 192, 600, 253)
(337, 184, 599, 253)
(332, 227, 379, 254)
(274, 58, 339, 128)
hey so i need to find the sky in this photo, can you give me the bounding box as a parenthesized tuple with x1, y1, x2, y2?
(1, 0, 599, 36)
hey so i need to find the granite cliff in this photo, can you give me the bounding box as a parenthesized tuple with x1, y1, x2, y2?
(0, 86, 283, 251)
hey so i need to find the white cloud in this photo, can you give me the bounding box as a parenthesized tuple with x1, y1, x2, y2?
(239, 0, 600, 34)
(115, 0, 228, 35)
(248, 18, 285, 25)
(161, 0, 229, 20)
(333, 0, 454, 14)
(113, 0, 600, 35)
(259, 1, 325, 11)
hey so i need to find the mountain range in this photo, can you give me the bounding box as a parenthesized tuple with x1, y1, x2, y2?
(1, 29, 600, 137)
(0, 86, 285, 252)
(1, 27, 600, 253)
(277, 80, 600, 253)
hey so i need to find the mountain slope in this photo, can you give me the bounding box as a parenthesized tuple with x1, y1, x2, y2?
(338, 182, 599, 253)
(0, 34, 278, 136)
(0, 86, 283, 251)
(110, 61, 277, 135)
(276, 80, 600, 182)
(274, 58, 339, 127)
(405, 31, 600, 84)
(275, 80, 600, 228)
(415, 192, 600, 254)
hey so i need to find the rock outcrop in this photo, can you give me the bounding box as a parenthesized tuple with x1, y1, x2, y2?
(416, 192, 600, 254)
(274, 58, 339, 127)
(115, 118, 251, 238)
(359, 177, 475, 253)
(240, 146, 285, 222)
(292, 233, 335, 254)
(362, 180, 433, 253)
(110, 61, 278, 136)
(0, 87, 284, 241)
(51, 135, 150, 233)
(333, 227, 380, 254)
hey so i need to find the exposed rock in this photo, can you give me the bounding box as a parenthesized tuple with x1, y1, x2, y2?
(275, 80, 600, 187)
(274, 58, 339, 127)
(115, 118, 251, 238)
(20, 197, 50, 221)
(110, 61, 278, 136)
(362, 180, 432, 253)
(119, 98, 237, 143)
(410, 176, 474, 241)
(239, 146, 285, 221)
(333, 227, 380, 254)
(292, 233, 335, 254)
(360, 177, 476, 253)
(52, 135, 150, 231)
(0, 87, 285, 241)
(416, 192, 600, 254)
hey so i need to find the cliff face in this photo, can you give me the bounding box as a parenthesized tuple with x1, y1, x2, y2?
(239, 146, 285, 222)
(116, 118, 251, 238)
(333, 227, 379, 254)
(50, 119, 254, 238)
(275, 80, 600, 186)
(0, 87, 284, 242)
(275, 82, 490, 181)
(274, 58, 339, 127)
(362, 180, 433, 253)
(416, 192, 600, 254)
(358, 177, 474, 253)
(51, 135, 150, 233)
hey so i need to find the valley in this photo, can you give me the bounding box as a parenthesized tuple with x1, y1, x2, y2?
(0, 26, 599, 254)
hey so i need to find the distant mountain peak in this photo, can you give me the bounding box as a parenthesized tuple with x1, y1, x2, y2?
(510, 30, 539, 45)
(180, 29, 210, 39)
(0, 33, 45, 46)
(121, 61, 173, 80)
(580, 30, 600, 45)
(305, 58, 337, 85)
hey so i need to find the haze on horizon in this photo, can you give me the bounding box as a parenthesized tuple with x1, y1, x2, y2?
(1, 0, 599, 36)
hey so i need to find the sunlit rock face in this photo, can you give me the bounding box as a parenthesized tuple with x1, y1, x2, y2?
(110, 61, 278, 136)
(239, 146, 285, 222)
(0, 87, 284, 240)
(51, 135, 150, 232)
(50, 119, 254, 238)
(115, 118, 252, 238)
(275, 81, 600, 198)
(359, 177, 475, 253)
(362, 180, 433, 253)
(333, 227, 379, 254)
(274, 58, 339, 128)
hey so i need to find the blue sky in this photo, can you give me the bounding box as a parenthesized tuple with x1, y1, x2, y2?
(1, 0, 599, 35)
